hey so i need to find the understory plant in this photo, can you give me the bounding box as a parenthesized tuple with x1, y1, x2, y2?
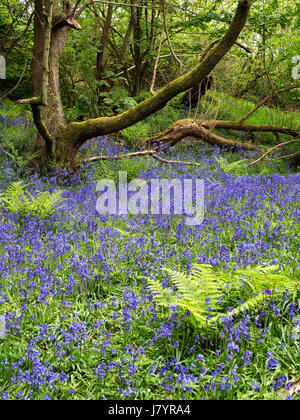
(0, 181, 65, 220)
(147, 264, 296, 328)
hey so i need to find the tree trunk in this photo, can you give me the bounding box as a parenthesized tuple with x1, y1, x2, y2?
(30, 0, 84, 164)
(32, 0, 71, 157)
(131, 3, 143, 96)
(96, 3, 113, 109)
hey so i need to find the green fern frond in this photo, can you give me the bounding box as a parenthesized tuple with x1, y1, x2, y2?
(0, 182, 65, 220)
(236, 265, 294, 292)
(208, 294, 267, 327)
(146, 264, 296, 330)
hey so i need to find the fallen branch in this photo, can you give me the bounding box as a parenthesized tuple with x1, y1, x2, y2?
(152, 153, 204, 167)
(83, 150, 154, 163)
(239, 83, 299, 123)
(200, 120, 299, 137)
(83, 149, 209, 169)
(271, 151, 300, 161)
(262, 187, 283, 210)
(248, 138, 300, 167)
(148, 119, 259, 152)
(147, 119, 299, 152)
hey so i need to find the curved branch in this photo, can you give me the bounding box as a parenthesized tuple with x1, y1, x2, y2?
(0, 60, 28, 101)
(248, 138, 300, 167)
(60, 0, 252, 151)
(31, 104, 54, 156)
(82, 149, 210, 170)
(148, 119, 258, 152)
(239, 83, 299, 123)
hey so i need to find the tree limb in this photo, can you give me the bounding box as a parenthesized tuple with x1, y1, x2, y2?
(249, 139, 300, 167)
(0, 60, 28, 101)
(235, 41, 251, 53)
(82, 149, 210, 170)
(60, 0, 253, 151)
(239, 83, 299, 123)
(148, 119, 259, 152)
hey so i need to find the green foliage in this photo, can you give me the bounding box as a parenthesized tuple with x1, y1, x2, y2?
(202, 91, 300, 131)
(147, 264, 295, 329)
(134, 90, 153, 103)
(214, 156, 248, 176)
(121, 101, 185, 148)
(101, 87, 137, 115)
(94, 156, 151, 183)
(0, 101, 36, 172)
(0, 181, 65, 220)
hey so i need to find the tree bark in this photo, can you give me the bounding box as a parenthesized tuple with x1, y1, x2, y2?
(95, 3, 113, 109)
(148, 119, 259, 152)
(147, 119, 300, 154)
(30, 0, 82, 162)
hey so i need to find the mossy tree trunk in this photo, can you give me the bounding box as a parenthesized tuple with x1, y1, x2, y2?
(30, 0, 82, 162)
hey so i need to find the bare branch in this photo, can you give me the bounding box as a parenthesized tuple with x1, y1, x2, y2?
(0, 60, 28, 101)
(74, 0, 95, 18)
(249, 139, 300, 167)
(271, 152, 300, 161)
(262, 187, 283, 210)
(151, 153, 205, 168)
(235, 41, 251, 53)
(82, 150, 209, 169)
(240, 84, 299, 123)
(83, 150, 154, 163)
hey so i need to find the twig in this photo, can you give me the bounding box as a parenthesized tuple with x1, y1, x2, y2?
(239, 84, 299, 123)
(83, 150, 155, 163)
(83, 149, 206, 169)
(248, 139, 300, 167)
(0, 60, 28, 101)
(271, 152, 300, 161)
(262, 187, 283, 210)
